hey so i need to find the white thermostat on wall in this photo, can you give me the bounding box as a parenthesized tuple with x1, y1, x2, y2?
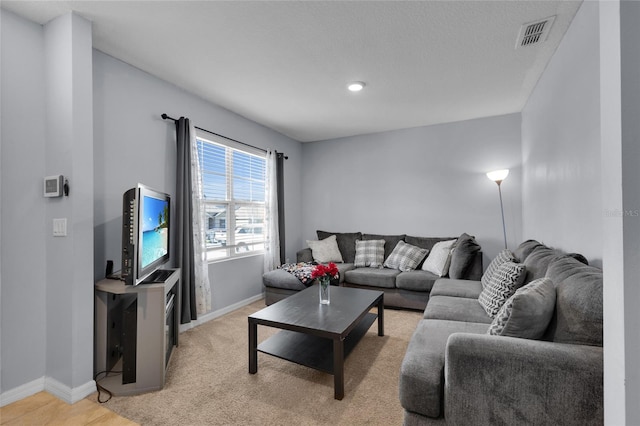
(44, 175, 64, 197)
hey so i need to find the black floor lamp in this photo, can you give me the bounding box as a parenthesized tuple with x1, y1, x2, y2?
(486, 169, 509, 249)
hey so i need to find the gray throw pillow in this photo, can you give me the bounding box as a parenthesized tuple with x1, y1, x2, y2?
(448, 233, 481, 279)
(383, 241, 429, 272)
(487, 277, 556, 339)
(478, 261, 527, 318)
(481, 249, 516, 289)
(316, 231, 362, 264)
(306, 235, 344, 263)
(354, 239, 385, 268)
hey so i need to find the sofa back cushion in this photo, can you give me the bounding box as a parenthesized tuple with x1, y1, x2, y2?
(544, 257, 603, 346)
(522, 246, 565, 285)
(363, 233, 405, 262)
(513, 239, 544, 263)
(449, 233, 482, 279)
(316, 231, 362, 263)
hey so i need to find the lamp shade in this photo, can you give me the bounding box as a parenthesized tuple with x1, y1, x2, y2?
(486, 169, 509, 183)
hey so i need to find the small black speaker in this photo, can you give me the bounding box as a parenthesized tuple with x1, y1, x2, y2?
(106, 260, 114, 278)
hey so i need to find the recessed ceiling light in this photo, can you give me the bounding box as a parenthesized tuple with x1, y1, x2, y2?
(347, 81, 365, 92)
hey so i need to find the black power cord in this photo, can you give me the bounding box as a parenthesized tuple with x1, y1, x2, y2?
(94, 370, 122, 403)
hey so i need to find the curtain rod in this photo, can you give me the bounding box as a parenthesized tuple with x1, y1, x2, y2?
(161, 113, 287, 159)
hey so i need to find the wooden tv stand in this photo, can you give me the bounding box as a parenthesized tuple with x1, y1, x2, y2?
(94, 269, 180, 395)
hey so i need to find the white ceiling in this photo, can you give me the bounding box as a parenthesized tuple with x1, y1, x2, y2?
(2, 1, 582, 142)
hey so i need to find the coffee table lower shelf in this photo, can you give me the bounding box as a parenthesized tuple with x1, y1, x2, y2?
(257, 312, 377, 374)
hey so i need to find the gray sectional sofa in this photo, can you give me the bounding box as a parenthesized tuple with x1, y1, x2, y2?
(262, 231, 483, 310)
(400, 240, 603, 425)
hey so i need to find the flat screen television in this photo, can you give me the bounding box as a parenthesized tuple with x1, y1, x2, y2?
(122, 184, 171, 285)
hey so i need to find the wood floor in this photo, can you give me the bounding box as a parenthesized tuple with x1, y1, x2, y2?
(0, 392, 137, 425)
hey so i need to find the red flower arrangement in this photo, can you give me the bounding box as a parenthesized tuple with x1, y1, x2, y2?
(311, 262, 340, 281)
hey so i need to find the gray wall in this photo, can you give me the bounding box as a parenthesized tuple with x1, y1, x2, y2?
(92, 50, 303, 315)
(0, 10, 95, 401)
(1, 9, 48, 394)
(521, 0, 602, 266)
(301, 114, 523, 263)
(523, 1, 640, 422)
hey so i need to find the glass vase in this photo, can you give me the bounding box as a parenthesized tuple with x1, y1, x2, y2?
(319, 278, 330, 305)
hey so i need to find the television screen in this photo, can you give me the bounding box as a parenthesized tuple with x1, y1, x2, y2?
(140, 194, 169, 269)
(122, 184, 171, 285)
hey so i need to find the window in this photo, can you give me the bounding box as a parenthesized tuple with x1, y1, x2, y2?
(196, 132, 266, 261)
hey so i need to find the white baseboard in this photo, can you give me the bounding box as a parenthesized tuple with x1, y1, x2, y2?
(0, 377, 45, 407)
(0, 376, 96, 407)
(179, 293, 264, 332)
(45, 377, 96, 404)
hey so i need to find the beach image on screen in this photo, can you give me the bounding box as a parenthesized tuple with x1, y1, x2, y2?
(141, 195, 169, 268)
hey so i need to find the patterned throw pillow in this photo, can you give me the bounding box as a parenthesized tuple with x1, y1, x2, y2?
(422, 239, 457, 276)
(487, 277, 556, 339)
(478, 261, 527, 318)
(383, 241, 429, 272)
(354, 239, 385, 268)
(306, 235, 344, 263)
(481, 249, 517, 289)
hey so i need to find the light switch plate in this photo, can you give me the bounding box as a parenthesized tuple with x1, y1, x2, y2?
(53, 218, 67, 237)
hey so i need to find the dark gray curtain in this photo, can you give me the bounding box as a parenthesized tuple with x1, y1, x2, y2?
(176, 117, 197, 323)
(276, 152, 286, 263)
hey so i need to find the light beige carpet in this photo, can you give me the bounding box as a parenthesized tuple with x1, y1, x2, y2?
(89, 299, 422, 425)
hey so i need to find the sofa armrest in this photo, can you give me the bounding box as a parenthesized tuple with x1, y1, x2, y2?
(445, 333, 603, 426)
(296, 248, 313, 263)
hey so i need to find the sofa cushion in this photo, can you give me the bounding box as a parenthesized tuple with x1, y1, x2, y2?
(316, 231, 361, 263)
(424, 296, 493, 324)
(343, 267, 400, 289)
(307, 235, 343, 263)
(383, 241, 429, 272)
(353, 239, 385, 268)
(422, 239, 457, 276)
(334, 263, 355, 284)
(362, 233, 405, 261)
(523, 246, 565, 285)
(399, 319, 489, 419)
(478, 261, 527, 318)
(396, 270, 440, 292)
(449, 233, 481, 279)
(430, 278, 483, 299)
(544, 257, 603, 346)
(262, 269, 308, 291)
(481, 249, 516, 289)
(487, 277, 556, 339)
(513, 239, 544, 263)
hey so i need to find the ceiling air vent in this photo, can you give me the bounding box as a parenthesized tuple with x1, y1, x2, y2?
(516, 16, 556, 49)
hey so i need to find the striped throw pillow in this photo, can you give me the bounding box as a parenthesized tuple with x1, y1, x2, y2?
(478, 261, 526, 318)
(481, 249, 517, 289)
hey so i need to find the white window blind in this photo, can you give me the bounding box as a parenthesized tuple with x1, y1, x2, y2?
(196, 132, 266, 261)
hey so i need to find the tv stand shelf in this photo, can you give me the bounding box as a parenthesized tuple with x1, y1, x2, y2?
(94, 268, 180, 396)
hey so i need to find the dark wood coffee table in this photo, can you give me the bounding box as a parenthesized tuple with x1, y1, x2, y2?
(248, 285, 384, 400)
